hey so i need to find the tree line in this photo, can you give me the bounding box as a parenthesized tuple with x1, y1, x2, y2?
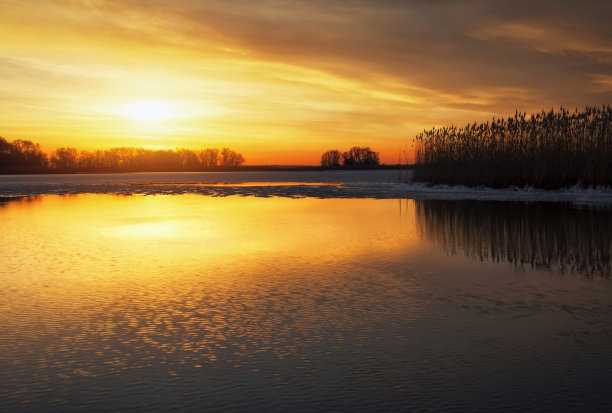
(414, 106, 612, 188)
(0, 137, 245, 173)
(320, 146, 380, 168)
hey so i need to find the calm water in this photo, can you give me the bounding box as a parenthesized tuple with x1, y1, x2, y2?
(0, 170, 400, 193)
(1, 193, 612, 412)
(0, 170, 409, 199)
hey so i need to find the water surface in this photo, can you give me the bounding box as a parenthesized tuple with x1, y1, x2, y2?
(2, 171, 611, 204)
(1, 195, 611, 412)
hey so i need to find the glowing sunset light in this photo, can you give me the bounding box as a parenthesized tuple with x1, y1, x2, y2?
(123, 100, 174, 122)
(0, 0, 610, 164)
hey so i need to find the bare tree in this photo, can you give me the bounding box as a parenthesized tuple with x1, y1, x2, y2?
(199, 148, 219, 168)
(342, 146, 380, 167)
(321, 149, 341, 167)
(221, 148, 245, 167)
(50, 147, 79, 170)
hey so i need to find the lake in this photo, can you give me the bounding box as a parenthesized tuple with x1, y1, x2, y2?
(1, 172, 612, 412)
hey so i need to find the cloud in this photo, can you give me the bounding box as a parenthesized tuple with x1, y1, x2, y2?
(124, 0, 612, 108)
(9, 0, 611, 107)
(591, 75, 612, 91)
(1, 0, 611, 162)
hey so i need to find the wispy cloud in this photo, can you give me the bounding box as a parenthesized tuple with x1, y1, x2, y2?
(1, 0, 611, 163)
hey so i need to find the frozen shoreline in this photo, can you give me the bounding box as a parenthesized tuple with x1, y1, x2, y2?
(1, 170, 611, 205)
(1, 181, 612, 205)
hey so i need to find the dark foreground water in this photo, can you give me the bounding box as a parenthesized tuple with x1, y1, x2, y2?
(1, 194, 611, 412)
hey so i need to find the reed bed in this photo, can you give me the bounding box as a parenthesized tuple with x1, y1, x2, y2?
(414, 106, 612, 188)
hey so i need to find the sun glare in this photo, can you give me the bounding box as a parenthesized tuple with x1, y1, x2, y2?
(123, 100, 174, 122)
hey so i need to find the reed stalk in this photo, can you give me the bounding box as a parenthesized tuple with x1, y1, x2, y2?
(413, 106, 612, 188)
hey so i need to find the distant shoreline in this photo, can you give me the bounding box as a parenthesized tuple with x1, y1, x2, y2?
(0, 164, 411, 174)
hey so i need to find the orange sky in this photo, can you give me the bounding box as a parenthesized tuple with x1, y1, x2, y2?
(1, 0, 611, 164)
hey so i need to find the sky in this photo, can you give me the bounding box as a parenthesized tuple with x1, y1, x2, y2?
(1, 0, 611, 164)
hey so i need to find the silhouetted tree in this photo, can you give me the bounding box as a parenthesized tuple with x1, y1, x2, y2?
(78, 150, 98, 171)
(177, 148, 200, 170)
(199, 148, 219, 167)
(0, 137, 11, 166)
(342, 146, 380, 167)
(321, 149, 341, 167)
(220, 148, 245, 167)
(0, 137, 246, 173)
(50, 147, 79, 170)
(8, 139, 47, 169)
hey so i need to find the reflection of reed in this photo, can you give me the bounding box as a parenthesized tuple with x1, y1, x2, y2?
(415, 200, 612, 277)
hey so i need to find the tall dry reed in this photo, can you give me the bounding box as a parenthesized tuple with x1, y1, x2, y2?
(413, 106, 612, 188)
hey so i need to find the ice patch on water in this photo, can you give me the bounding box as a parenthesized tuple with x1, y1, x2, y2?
(1, 170, 612, 205)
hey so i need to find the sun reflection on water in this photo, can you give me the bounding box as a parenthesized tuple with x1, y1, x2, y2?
(0, 195, 424, 379)
(2, 195, 612, 411)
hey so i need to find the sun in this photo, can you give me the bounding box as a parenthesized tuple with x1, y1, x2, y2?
(123, 100, 174, 122)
